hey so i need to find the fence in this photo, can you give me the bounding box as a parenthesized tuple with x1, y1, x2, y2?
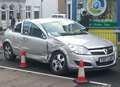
(89, 28, 120, 57)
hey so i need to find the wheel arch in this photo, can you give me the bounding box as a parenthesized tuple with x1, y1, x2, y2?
(3, 39, 12, 48)
(3, 39, 16, 61)
(48, 48, 70, 75)
(3, 39, 15, 54)
(48, 48, 68, 63)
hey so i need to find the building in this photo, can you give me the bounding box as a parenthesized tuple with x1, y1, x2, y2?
(0, 0, 25, 29)
(58, 0, 66, 14)
(0, 0, 66, 29)
(66, 0, 117, 26)
(66, 0, 120, 43)
(66, 0, 82, 20)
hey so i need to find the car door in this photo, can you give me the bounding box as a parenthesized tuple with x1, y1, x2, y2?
(11, 23, 22, 54)
(21, 21, 48, 61)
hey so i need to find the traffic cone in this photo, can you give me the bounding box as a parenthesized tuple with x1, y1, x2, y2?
(0, 43, 3, 49)
(75, 59, 88, 84)
(0, 43, 3, 53)
(19, 50, 28, 68)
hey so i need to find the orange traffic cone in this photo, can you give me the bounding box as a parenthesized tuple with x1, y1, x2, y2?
(75, 59, 88, 84)
(0, 43, 3, 49)
(19, 50, 28, 68)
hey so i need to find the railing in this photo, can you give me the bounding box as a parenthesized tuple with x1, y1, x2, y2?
(89, 28, 120, 57)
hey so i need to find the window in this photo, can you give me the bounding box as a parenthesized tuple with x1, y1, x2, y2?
(30, 23, 45, 38)
(1, 11, 6, 20)
(1, 5, 6, 20)
(26, 6, 31, 18)
(23, 21, 31, 35)
(34, 11, 39, 19)
(9, 4, 14, 19)
(14, 23, 21, 33)
(42, 20, 86, 36)
(26, 12, 31, 18)
(17, 13, 21, 19)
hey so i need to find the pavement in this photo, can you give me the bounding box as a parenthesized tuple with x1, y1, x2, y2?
(0, 67, 110, 87)
(0, 67, 76, 87)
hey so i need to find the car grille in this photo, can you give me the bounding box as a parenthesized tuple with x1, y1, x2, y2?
(96, 61, 114, 66)
(89, 46, 113, 55)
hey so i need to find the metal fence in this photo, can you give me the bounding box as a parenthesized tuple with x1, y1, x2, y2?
(90, 29, 120, 57)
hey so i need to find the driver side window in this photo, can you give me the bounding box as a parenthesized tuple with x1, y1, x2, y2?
(29, 23, 46, 39)
(23, 21, 31, 35)
(14, 23, 21, 33)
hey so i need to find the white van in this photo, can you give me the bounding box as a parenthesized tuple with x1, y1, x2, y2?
(51, 14, 67, 18)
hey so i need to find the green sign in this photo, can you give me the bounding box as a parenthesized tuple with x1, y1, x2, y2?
(90, 20, 117, 28)
(87, 0, 107, 16)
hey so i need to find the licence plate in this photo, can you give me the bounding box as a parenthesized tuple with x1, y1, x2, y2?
(99, 55, 114, 63)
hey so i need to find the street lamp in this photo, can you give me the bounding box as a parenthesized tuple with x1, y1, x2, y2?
(41, 0, 44, 18)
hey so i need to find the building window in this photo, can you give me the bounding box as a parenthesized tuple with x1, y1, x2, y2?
(14, 23, 21, 33)
(1, 11, 6, 20)
(17, 13, 21, 20)
(34, 11, 39, 19)
(26, 6, 31, 18)
(9, 4, 15, 19)
(77, 4, 82, 9)
(1, 5, 7, 20)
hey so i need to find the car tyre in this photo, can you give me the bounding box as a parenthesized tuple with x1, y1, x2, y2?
(3, 43, 16, 61)
(49, 52, 68, 75)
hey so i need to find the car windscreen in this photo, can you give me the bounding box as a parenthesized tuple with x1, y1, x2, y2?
(42, 20, 87, 36)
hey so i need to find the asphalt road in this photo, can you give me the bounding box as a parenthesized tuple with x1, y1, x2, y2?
(0, 52, 120, 87)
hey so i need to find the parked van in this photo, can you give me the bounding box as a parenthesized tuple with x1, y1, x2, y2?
(51, 14, 67, 18)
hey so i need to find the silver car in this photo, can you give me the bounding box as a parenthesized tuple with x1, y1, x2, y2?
(3, 18, 117, 75)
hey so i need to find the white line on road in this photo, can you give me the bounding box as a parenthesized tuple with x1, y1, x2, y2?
(0, 65, 111, 87)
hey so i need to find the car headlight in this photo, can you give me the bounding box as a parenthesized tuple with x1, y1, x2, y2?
(68, 44, 91, 55)
(113, 45, 117, 51)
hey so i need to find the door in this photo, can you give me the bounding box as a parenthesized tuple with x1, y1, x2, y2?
(11, 23, 22, 54)
(21, 21, 48, 61)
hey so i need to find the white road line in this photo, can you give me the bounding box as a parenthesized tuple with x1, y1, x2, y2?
(89, 81, 111, 87)
(0, 65, 111, 86)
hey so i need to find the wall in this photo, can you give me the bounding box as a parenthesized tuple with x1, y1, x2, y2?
(0, 0, 59, 29)
(26, 0, 40, 6)
(0, 0, 25, 29)
(27, 0, 58, 18)
(58, 0, 66, 14)
(42, 0, 58, 18)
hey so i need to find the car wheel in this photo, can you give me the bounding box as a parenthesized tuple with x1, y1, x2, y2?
(3, 43, 16, 61)
(50, 52, 68, 75)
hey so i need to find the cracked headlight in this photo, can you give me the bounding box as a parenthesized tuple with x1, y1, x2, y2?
(68, 44, 91, 55)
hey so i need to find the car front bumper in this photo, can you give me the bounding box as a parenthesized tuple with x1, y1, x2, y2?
(67, 51, 117, 71)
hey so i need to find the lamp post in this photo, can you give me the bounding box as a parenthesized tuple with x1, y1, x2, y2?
(41, 0, 43, 18)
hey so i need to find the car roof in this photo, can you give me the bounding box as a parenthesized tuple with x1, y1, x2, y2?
(28, 18, 69, 24)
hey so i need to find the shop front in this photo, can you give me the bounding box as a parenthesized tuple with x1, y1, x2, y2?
(84, 0, 118, 43)
(66, 0, 119, 43)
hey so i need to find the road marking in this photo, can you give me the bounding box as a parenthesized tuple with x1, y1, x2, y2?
(0, 65, 111, 86)
(89, 81, 111, 87)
